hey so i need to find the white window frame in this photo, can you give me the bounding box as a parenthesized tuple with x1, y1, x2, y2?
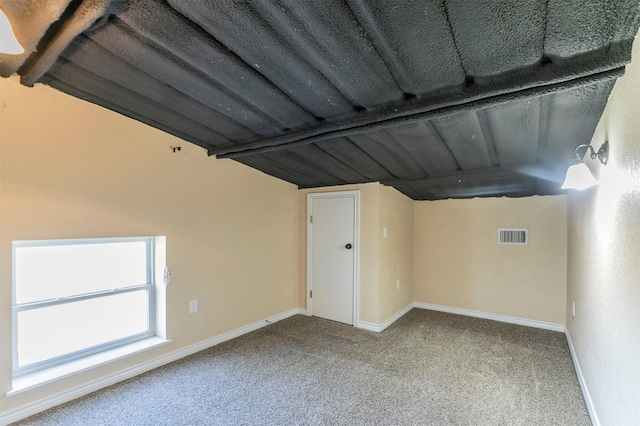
(12, 237, 156, 377)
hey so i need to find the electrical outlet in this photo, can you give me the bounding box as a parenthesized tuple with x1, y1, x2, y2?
(383, 227, 388, 239)
(396, 280, 400, 290)
(190, 299, 198, 314)
(572, 302, 575, 318)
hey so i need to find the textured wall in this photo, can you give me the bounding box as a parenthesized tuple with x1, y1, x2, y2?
(0, 77, 298, 414)
(566, 35, 640, 425)
(414, 196, 567, 324)
(298, 183, 380, 324)
(378, 186, 414, 323)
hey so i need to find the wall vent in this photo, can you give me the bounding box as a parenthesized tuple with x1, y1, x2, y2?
(498, 228, 528, 245)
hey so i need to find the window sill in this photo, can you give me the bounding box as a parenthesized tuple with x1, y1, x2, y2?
(7, 337, 171, 397)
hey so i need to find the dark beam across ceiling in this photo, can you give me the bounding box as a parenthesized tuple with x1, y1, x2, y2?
(3, 0, 639, 201)
(380, 166, 532, 188)
(214, 48, 630, 159)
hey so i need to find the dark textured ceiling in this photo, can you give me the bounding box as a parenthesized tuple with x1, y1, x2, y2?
(3, 0, 640, 200)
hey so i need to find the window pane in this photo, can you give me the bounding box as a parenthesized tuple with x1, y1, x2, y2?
(17, 290, 149, 368)
(16, 241, 148, 304)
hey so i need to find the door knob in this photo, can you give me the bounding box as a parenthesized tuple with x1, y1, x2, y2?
(345, 244, 352, 249)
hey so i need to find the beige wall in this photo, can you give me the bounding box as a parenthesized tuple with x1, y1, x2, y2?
(298, 183, 380, 324)
(414, 196, 567, 324)
(299, 185, 568, 327)
(0, 78, 298, 414)
(378, 186, 414, 323)
(566, 35, 640, 425)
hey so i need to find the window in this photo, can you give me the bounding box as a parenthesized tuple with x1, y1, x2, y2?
(12, 237, 156, 376)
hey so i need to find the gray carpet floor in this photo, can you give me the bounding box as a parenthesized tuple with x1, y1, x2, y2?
(14, 309, 590, 425)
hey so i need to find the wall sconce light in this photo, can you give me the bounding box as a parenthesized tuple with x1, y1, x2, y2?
(561, 141, 609, 190)
(0, 8, 24, 55)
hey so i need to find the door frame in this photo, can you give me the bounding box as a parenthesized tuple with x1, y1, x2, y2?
(306, 190, 360, 327)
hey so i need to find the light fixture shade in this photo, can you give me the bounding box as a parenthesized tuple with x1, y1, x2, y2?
(561, 162, 598, 190)
(0, 9, 24, 55)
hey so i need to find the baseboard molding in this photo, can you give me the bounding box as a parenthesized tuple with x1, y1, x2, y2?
(379, 303, 414, 332)
(414, 302, 565, 332)
(355, 321, 380, 332)
(0, 308, 301, 426)
(565, 329, 599, 426)
(356, 303, 413, 332)
(297, 308, 308, 315)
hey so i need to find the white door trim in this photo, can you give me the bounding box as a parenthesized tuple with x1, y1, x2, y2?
(306, 190, 360, 327)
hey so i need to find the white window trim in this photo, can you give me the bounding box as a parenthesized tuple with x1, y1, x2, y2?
(7, 337, 171, 397)
(10, 236, 168, 394)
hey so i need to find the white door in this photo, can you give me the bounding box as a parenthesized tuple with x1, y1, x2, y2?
(307, 191, 358, 325)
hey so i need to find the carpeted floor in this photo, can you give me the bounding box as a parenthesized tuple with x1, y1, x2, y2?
(14, 309, 590, 425)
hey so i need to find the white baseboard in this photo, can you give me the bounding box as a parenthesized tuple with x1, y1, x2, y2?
(297, 308, 308, 315)
(565, 328, 599, 426)
(0, 308, 301, 426)
(379, 303, 414, 332)
(355, 321, 380, 332)
(414, 302, 565, 332)
(356, 302, 413, 332)
(354, 301, 564, 334)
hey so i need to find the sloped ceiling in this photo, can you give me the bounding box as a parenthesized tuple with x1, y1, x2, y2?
(2, 0, 639, 200)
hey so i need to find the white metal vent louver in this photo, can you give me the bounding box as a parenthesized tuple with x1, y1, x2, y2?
(498, 228, 528, 245)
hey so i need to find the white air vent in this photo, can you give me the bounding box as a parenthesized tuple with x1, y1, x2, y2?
(498, 228, 528, 245)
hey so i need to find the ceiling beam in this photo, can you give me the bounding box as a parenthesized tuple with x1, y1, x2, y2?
(212, 44, 630, 159)
(380, 166, 532, 188)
